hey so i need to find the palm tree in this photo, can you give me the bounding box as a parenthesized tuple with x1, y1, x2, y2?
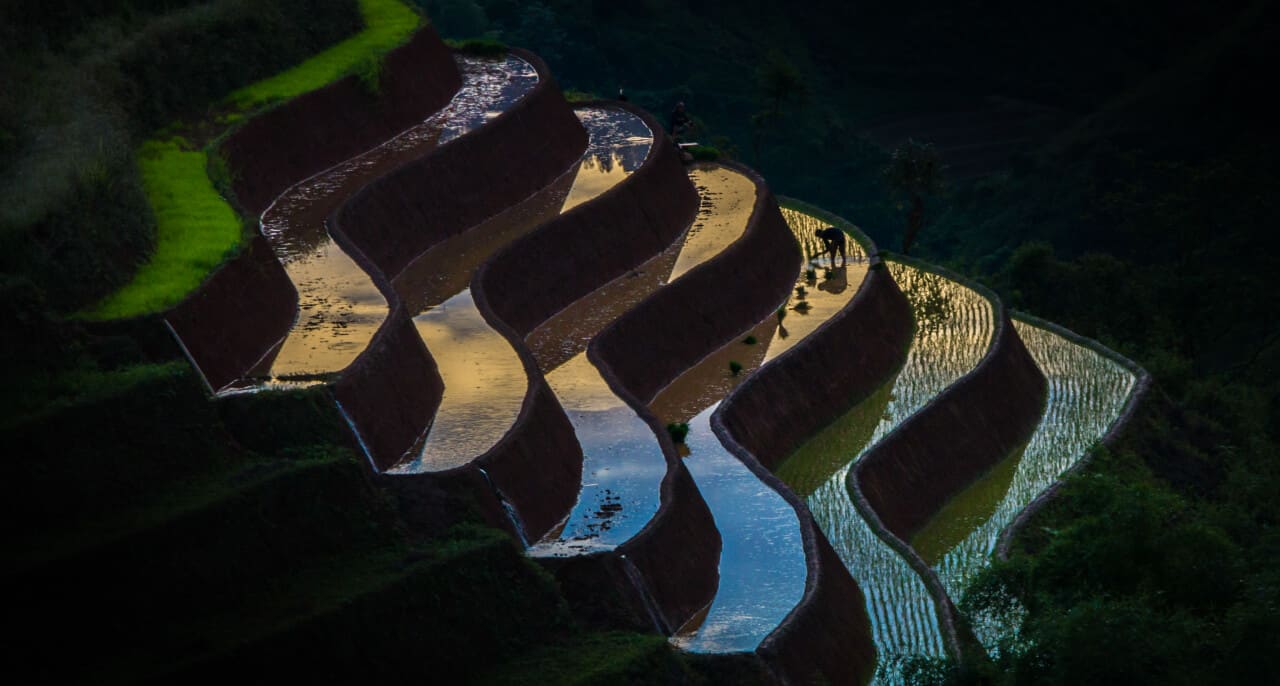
(885, 139, 944, 255)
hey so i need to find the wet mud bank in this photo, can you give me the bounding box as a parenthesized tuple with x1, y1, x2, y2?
(852, 299, 1048, 545)
(222, 27, 463, 217)
(591, 163, 801, 404)
(719, 264, 913, 471)
(334, 50, 587, 280)
(165, 235, 297, 392)
(478, 111, 699, 337)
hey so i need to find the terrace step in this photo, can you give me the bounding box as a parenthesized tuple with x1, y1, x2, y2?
(147, 527, 574, 684)
(8, 451, 410, 681)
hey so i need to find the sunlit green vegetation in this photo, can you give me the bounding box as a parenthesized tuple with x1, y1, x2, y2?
(87, 0, 422, 319)
(87, 141, 243, 319)
(228, 0, 421, 108)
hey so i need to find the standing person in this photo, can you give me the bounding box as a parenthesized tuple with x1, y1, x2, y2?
(617, 87, 628, 102)
(668, 101, 692, 141)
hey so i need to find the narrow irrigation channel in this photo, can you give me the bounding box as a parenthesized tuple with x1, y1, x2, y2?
(775, 255, 995, 682)
(530, 164, 757, 556)
(386, 106, 653, 472)
(656, 207, 873, 654)
(223, 55, 537, 393)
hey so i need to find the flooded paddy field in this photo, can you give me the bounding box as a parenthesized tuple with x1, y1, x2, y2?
(390, 106, 653, 472)
(531, 164, 758, 556)
(918, 319, 1136, 650)
(223, 55, 537, 393)
(776, 258, 995, 680)
(654, 207, 868, 653)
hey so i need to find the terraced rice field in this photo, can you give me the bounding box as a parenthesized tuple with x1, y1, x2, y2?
(393, 107, 653, 472)
(532, 164, 757, 556)
(226, 55, 537, 393)
(777, 258, 995, 680)
(148, 24, 1146, 678)
(918, 319, 1136, 650)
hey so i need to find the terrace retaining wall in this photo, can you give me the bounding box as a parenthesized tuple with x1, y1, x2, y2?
(168, 28, 461, 391)
(325, 102, 587, 543)
(719, 264, 913, 470)
(220, 27, 463, 216)
(334, 49, 588, 280)
(853, 309, 1048, 543)
(478, 107, 699, 337)
(709, 397, 880, 686)
(591, 162, 802, 404)
(331, 303, 444, 473)
(994, 312, 1152, 560)
(165, 235, 296, 393)
(704, 206, 903, 685)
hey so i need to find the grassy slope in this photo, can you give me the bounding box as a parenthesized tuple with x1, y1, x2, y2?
(87, 0, 421, 320)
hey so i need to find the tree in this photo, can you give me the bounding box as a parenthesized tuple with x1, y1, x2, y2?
(885, 139, 944, 255)
(751, 49, 807, 166)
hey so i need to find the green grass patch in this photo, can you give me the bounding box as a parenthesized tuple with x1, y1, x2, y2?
(86, 139, 242, 319)
(226, 0, 421, 109)
(2, 360, 191, 430)
(687, 144, 722, 161)
(91, 0, 422, 320)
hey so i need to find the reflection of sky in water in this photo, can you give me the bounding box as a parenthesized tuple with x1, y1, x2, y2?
(532, 165, 758, 557)
(668, 167, 758, 281)
(928, 321, 1134, 653)
(531, 353, 666, 556)
(673, 209, 864, 654)
(240, 55, 536, 388)
(392, 288, 527, 472)
(562, 107, 652, 212)
(773, 251, 994, 684)
(527, 164, 756, 373)
(673, 404, 806, 654)
(400, 107, 651, 475)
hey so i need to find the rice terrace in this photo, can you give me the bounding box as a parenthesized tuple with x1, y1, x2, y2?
(3, 1, 1276, 684)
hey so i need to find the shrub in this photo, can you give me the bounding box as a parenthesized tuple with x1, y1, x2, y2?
(446, 37, 508, 56)
(729, 360, 743, 376)
(666, 422, 690, 444)
(687, 144, 721, 161)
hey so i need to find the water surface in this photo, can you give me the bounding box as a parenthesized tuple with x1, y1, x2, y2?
(390, 107, 653, 471)
(229, 55, 537, 391)
(531, 165, 757, 555)
(777, 259, 995, 679)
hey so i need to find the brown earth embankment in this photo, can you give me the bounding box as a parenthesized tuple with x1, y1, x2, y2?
(853, 300, 1048, 544)
(334, 49, 587, 280)
(706, 208, 903, 685)
(477, 113, 699, 337)
(165, 235, 296, 392)
(166, 28, 461, 391)
(718, 264, 913, 470)
(591, 162, 801, 404)
(220, 27, 463, 216)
